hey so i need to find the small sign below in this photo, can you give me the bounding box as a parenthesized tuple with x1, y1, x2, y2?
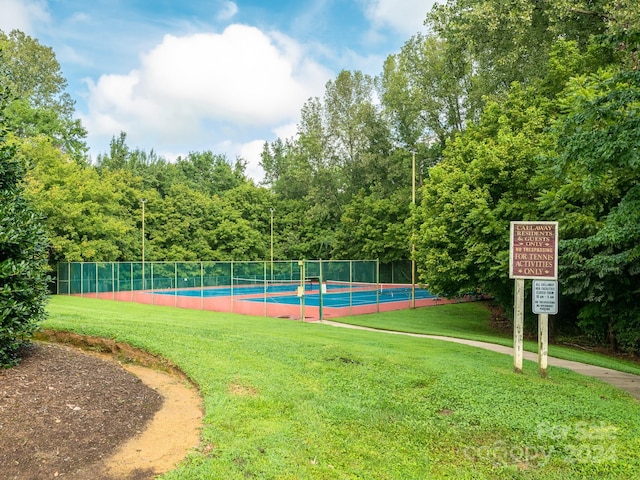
(532, 280, 558, 315)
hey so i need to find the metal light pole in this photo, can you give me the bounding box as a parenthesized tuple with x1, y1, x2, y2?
(270, 208, 274, 281)
(140, 199, 147, 290)
(411, 150, 416, 309)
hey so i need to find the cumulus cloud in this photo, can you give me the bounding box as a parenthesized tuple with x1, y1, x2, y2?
(239, 139, 267, 181)
(83, 25, 331, 135)
(362, 0, 435, 36)
(0, 0, 50, 34)
(142, 28, 313, 124)
(273, 122, 298, 141)
(81, 23, 332, 181)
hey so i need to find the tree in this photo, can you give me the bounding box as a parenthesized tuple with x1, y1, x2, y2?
(415, 84, 553, 308)
(323, 70, 397, 198)
(146, 183, 218, 261)
(23, 134, 144, 265)
(96, 132, 181, 196)
(324, 71, 375, 166)
(539, 66, 640, 352)
(261, 137, 315, 201)
(333, 191, 411, 263)
(0, 91, 49, 366)
(425, 0, 612, 106)
(175, 151, 244, 196)
(381, 33, 470, 151)
(0, 30, 87, 161)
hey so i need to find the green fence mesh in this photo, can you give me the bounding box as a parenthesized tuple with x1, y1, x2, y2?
(57, 260, 405, 295)
(54, 259, 446, 320)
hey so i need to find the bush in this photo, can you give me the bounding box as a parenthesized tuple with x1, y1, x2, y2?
(0, 109, 50, 367)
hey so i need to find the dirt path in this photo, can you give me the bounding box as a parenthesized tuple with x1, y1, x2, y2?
(62, 359, 203, 480)
(28, 332, 204, 479)
(321, 320, 640, 401)
(60, 346, 204, 480)
(98, 364, 202, 479)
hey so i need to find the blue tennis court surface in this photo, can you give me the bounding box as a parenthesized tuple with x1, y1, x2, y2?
(153, 283, 311, 298)
(153, 283, 436, 308)
(246, 288, 437, 307)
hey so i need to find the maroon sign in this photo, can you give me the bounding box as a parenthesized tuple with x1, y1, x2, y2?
(509, 222, 558, 280)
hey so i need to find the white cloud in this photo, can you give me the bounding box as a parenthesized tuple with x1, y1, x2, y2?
(273, 122, 298, 141)
(217, 1, 238, 21)
(56, 44, 89, 66)
(239, 139, 267, 182)
(362, 0, 435, 36)
(81, 24, 332, 165)
(236, 119, 301, 182)
(0, 0, 50, 34)
(138, 26, 317, 126)
(68, 12, 90, 24)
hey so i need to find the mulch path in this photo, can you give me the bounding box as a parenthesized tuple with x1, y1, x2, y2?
(0, 342, 164, 480)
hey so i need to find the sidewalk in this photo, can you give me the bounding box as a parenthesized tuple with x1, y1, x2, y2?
(322, 320, 640, 401)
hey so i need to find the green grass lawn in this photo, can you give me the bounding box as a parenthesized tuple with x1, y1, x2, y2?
(44, 296, 640, 479)
(337, 301, 640, 376)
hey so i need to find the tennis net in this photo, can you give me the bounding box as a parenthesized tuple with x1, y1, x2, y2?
(323, 280, 419, 294)
(231, 277, 314, 295)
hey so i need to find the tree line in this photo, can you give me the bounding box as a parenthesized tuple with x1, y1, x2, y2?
(1, 0, 639, 356)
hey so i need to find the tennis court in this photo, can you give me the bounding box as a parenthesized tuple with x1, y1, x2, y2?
(154, 279, 438, 304)
(57, 260, 473, 320)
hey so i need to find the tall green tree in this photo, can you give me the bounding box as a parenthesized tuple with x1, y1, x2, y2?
(381, 34, 470, 151)
(334, 191, 411, 262)
(426, 0, 612, 104)
(23, 136, 141, 264)
(0, 30, 87, 161)
(540, 65, 640, 352)
(147, 183, 217, 261)
(415, 85, 553, 308)
(175, 151, 245, 196)
(96, 131, 182, 196)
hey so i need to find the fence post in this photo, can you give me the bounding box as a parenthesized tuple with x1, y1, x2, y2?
(376, 259, 380, 313)
(263, 261, 268, 317)
(319, 259, 324, 321)
(231, 261, 234, 313)
(349, 260, 353, 316)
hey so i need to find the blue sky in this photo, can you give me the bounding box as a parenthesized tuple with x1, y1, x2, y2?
(1, 0, 436, 180)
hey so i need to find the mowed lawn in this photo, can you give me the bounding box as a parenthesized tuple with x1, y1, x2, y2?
(45, 297, 640, 479)
(338, 302, 640, 376)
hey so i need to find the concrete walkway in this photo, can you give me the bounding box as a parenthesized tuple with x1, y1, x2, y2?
(321, 320, 640, 401)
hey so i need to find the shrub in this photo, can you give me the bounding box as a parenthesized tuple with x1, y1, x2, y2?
(0, 98, 50, 367)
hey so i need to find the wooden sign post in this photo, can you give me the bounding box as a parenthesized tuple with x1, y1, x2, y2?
(509, 221, 558, 376)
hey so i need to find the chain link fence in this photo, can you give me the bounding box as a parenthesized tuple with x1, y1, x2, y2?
(56, 259, 454, 320)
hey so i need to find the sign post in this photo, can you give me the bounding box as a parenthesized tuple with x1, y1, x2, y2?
(513, 278, 525, 373)
(532, 280, 558, 378)
(509, 221, 558, 376)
